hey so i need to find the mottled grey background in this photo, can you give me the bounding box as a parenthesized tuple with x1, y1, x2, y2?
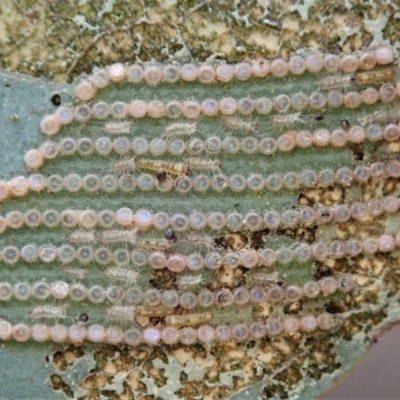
(327, 324, 400, 399)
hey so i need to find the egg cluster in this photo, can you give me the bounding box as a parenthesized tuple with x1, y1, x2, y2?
(0, 45, 399, 347)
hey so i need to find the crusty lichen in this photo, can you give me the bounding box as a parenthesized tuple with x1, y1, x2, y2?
(1, 0, 400, 81)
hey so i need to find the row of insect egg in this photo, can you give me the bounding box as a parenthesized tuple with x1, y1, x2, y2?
(0, 233, 398, 266)
(1, 195, 399, 234)
(73, 45, 395, 101)
(26, 121, 400, 172)
(6, 158, 400, 203)
(0, 273, 355, 304)
(0, 310, 336, 345)
(40, 80, 400, 136)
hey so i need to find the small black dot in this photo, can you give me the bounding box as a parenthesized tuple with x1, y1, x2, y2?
(314, 264, 334, 280)
(314, 113, 324, 121)
(156, 169, 167, 182)
(51, 93, 62, 106)
(341, 118, 350, 129)
(163, 227, 177, 242)
(78, 312, 89, 322)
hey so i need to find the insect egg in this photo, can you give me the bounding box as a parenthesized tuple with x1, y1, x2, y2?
(265, 318, 283, 336)
(180, 292, 198, 310)
(74, 104, 92, 123)
(31, 324, 50, 342)
(75, 81, 97, 101)
(70, 283, 88, 302)
(128, 100, 147, 118)
(283, 316, 300, 334)
(161, 327, 180, 345)
(270, 59, 289, 77)
(215, 289, 234, 307)
(124, 328, 142, 346)
(300, 315, 318, 332)
(91, 68, 109, 88)
(40, 114, 62, 136)
(317, 312, 334, 330)
(24, 149, 44, 171)
(87, 324, 105, 343)
(288, 55, 306, 75)
(127, 64, 144, 82)
(107, 62, 126, 82)
(88, 285, 106, 303)
(5, 210, 24, 229)
(13, 324, 31, 342)
(92, 101, 111, 119)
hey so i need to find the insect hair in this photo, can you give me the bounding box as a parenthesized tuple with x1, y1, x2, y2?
(272, 112, 304, 127)
(222, 116, 258, 135)
(30, 305, 67, 320)
(358, 108, 400, 126)
(136, 158, 189, 176)
(110, 157, 136, 174)
(245, 270, 282, 286)
(96, 228, 138, 245)
(185, 158, 221, 173)
(185, 231, 219, 252)
(137, 237, 175, 250)
(162, 121, 197, 137)
(63, 267, 87, 280)
(134, 305, 175, 319)
(165, 312, 213, 328)
(176, 269, 213, 291)
(66, 229, 96, 245)
(105, 267, 138, 284)
(318, 75, 352, 91)
(103, 121, 132, 135)
(354, 67, 396, 85)
(105, 305, 136, 322)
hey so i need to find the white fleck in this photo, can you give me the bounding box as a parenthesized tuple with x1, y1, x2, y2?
(98, 0, 115, 19)
(257, 0, 271, 9)
(364, 12, 390, 47)
(72, 15, 99, 31)
(288, 0, 316, 22)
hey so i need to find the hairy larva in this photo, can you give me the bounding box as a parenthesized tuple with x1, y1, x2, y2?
(96, 229, 137, 244)
(185, 232, 217, 251)
(137, 238, 175, 250)
(177, 273, 207, 290)
(106, 306, 135, 321)
(354, 67, 395, 84)
(222, 116, 257, 134)
(30, 305, 67, 320)
(63, 267, 87, 280)
(163, 122, 197, 137)
(105, 267, 138, 283)
(165, 312, 213, 328)
(272, 112, 304, 127)
(66, 230, 95, 244)
(136, 158, 189, 176)
(103, 121, 131, 134)
(134, 305, 175, 318)
(111, 157, 136, 173)
(318, 75, 352, 90)
(358, 109, 400, 126)
(245, 271, 282, 285)
(185, 158, 221, 173)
